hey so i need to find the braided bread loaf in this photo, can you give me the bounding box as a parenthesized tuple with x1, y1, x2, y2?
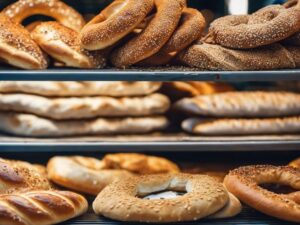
(0, 158, 88, 225)
(0, 190, 88, 225)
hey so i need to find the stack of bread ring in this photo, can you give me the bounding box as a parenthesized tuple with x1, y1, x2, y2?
(178, 0, 300, 70)
(0, 0, 206, 69)
(46, 153, 243, 223)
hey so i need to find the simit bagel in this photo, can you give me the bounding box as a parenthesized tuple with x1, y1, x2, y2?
(177, 42, 295, 71)
(140, 8, 206, 66)
(80, 0, 154, 50)
(204, 5, 300, 49)
(224, 165, 300, 223)
(111, 0, 186, 68)
(0, 14, 48, 70)
(93, 173, 229, 222)
(31, 22, 106, 69)
(2, 0, 85, 32)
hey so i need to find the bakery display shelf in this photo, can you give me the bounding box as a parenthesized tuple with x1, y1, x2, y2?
(62, 205, 297, 225)
(0, 134, 299, 152)
(0, 68, 300, 81)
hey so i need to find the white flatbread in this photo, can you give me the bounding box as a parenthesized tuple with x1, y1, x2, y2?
(0, 93, 170, 119)
(182, 117, 300, 135)
(175, 91, 300, 118)
(0, 81, 162, 97)
(0, 112, 169, 137)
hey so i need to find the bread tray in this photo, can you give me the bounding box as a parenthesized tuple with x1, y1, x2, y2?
(61, 204, 298, 225)
(0, 134, 299, 152)
(0, 68, 300, 81)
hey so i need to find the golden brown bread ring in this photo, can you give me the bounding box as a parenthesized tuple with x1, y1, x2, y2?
(204, 5, 300, 49)
(224, 165, 300, 223)
(177, 42, 296, 71)
(0, 190, 88, 225)
(31, 22, 106, 69)
(103, 153, 180, 174)
(93, 173, 229, 222)
(47, 156, 133, 195)
(140, 8, 206, 66)
(80, 0, 154, 50)
(2, 0, 85, 32)
(111, 0, 186, 68)
(289, 158, 300, 169)
(0, 14, 48, 70)
(208, 192, 242, 219)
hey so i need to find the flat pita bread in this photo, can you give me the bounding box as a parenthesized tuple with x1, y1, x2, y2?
(0, 93, 170, 119)
(182, 117, 300, 135)
(0, 81, 162, 97)
(0, 112, 169, 137)
(175, 91, 300, 118)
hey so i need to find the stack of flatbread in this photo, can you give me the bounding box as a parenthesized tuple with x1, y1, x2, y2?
(0, 82, 170, 137)
(175, 91, 300, 135)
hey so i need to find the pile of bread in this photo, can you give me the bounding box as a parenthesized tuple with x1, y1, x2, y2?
(0, 81, 299, 137)
(1, 0, 300, 71)
(0, 81, 170, 137)
(1, 153, 299, 224)
(0, 0, 205, 70)
(175, 91, 300, 135)
(179, 0, 300, 70)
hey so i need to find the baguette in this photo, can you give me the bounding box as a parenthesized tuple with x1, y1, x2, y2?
(175, 91, 300, 118)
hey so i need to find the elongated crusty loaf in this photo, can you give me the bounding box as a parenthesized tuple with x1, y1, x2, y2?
(175, 91, 300, 118)
(0, 190, 88, 225)
(47, 156, 133, 195)
(0, 93, 170, 119)
(182, 117, 300, 135)
(177, 42, 295, 70)
(0, 82, 162, 97)
(0, 112, 169, 137)
(0, 158, 52, 194)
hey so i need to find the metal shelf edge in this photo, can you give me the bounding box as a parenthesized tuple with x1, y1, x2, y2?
(1, 70, 300, 81)
(0, 140, 299, 152)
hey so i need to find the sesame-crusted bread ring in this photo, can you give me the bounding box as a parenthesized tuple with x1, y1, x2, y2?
(140, 8, 206, 66)
(80, 0, 154, 50)
(111, 0, 186, 68)
(224, 165, 300, 223)
(204, 4, 300, 49)
(2, 0, 85, 32)
(93, 173, 229, 222)
(32, 22, 106, 69)
(0, 14, 48, 70)
(177, 42, 295, 71)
